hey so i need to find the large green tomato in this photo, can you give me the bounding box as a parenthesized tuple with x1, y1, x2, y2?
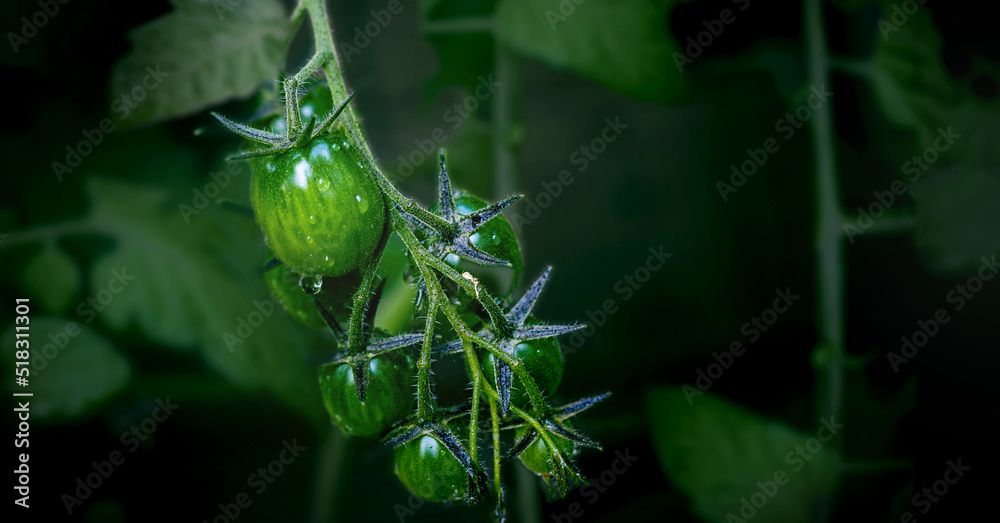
(252, 134, 387, 277)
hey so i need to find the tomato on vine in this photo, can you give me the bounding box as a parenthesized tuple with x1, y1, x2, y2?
(252, 133, 387, 277)
(429, 191, 522, 283)
(516, 425, 576, 478)
(478, 335, 563, 407)
(318, 351, 416, 437)
(393, 432, 470, 502)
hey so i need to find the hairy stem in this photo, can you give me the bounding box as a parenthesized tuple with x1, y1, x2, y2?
(347, 247, 385, 353)
(417, 299, 438, 419)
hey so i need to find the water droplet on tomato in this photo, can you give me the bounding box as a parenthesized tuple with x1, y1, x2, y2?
(298, 275, 323, 295)
(317, 177, 331, 191)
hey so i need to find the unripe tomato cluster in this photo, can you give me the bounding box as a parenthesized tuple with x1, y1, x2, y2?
(229, 83, 585, 506)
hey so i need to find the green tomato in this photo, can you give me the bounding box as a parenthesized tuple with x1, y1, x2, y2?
(393, 433, 469, 502)
(516, 425, 576, 477)
(318, 352, 415, 437)
(476, 336, 564, 406)
(429, 191, 523, 283)
(252, 134, 387, 277)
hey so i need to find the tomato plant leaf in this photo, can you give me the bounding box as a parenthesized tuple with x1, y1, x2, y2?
(870, 4, 956, 143)
(496, 0, 688, 102)
(78, 177, 322, 425)
(646, 387, 839, 523)
(3, 318, 130, 421)
(910, 166, 1000, 276)
(109, 0, 290, 127)
(23, 244, 80, 314)
(417, 0, 499, 103)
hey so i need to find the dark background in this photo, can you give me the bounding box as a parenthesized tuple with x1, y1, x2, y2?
(1, 0, 997, 522)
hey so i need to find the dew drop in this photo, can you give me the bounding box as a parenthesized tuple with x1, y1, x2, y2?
(308, 215, 316, 224)
(317, 177, 331, 191)
(356, 194, 369, 213)
(331, 141, 342, 152)
(299, 275, 323, 295)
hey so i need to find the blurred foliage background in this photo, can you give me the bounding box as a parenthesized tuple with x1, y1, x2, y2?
(1, 0, 997, 521)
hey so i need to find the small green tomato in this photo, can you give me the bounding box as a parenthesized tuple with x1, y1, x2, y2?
(318, 352, 415, 437)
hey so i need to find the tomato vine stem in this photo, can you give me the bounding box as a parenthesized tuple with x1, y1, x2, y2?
(805, 0, 844, 519)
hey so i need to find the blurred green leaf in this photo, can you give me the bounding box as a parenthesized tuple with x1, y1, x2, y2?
(496, 0, 687, 102)
(77, 177, 321, 424)
(910, 166, 1000, 276)
(109, 0, 290, 127)
(3, 317, 129, 421)
(871, 4, 956, 143)
(23, 243, 80, 314)
(646, 387, 838, 523)
(372, 236, 418, 334)
(423, 0, 498, 18)
(445, 116, 495, 198)
(421, 0, 497, 102)
(420, 0, 444, 17)
(423, 33, 496, 106)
